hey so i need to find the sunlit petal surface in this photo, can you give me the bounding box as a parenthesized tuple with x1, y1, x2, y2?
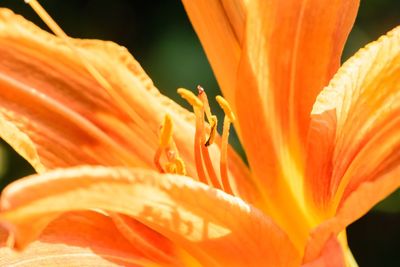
(0, 166, 299, 266)
(234, 0, 360, 249)
(306, 26, 400, 214)
(0, 8, 256, 204)
(0, 211, 166, 266)
(0, 0, 398, 266)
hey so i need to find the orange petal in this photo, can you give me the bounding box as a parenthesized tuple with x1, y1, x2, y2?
(234, 0, 359, 248)
(0, 8, 255, 202)
(304, 165, 400, 262)
(181, 0, 244, 107)
(0, 166, 300, 267)
(302, 235, 344, 267)
(0, 8, 184, 171)
(0, 210, 166, 266)
(108, 212, 180, 264)
(0, 8, 148, 170)
(306, 26, 400, 213)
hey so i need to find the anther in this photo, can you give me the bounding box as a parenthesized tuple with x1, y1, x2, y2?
(177, 88, 203, 109)
(205, 115, 217, 147)
(154, 114, 186, 175)
(166, 150, 186, 175)
(165, 162, 177, 174)
(174, 157, 186, 175)
(159, 114, 173, 149)
(216, 95, 236, 122)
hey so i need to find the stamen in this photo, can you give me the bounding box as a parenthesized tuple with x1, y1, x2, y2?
(26, 0, 157, 148)
(216, 95, 236, 122)
(195, 87, 222, 189)
(216, 95, 234, 194)
(165, 162, 177, 174)
(197, 86, 218, 146)
(200, 136, 222, 189)
(177, 88, 203, 109)
(165, 150, 186, 176)
(205, 115, 217, 147)
(173, 156, 186, 175)
(25, 0, 113, 95)
(25, 0, 66, 38)
(159, 114, 173, 149)
(154, 115, 173, 172)
(166, 143, 186, 175)
(197, 85, 212, 122)
(154, 114, 186, 175)
(177, 88, 207, 184)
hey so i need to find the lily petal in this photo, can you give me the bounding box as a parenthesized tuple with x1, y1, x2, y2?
(0, 210, 165, 266)
(0, 9, 255, 203)
(0, 166, 300, 267)
(108, 212, 185, 264)
(304, 164, 400, 262)
(306, 25, 400, 212)
(234, 0, 358, 248)
(0, 8, 150, 170)
(0, 7, 193, 172)
(181, 0, 245, 106)
(302, 235, 344, 267)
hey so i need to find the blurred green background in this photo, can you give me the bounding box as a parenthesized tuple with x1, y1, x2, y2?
(0, 0, 399, 266)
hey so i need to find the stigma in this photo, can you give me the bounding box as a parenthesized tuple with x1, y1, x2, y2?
(155, 86, 235, 195)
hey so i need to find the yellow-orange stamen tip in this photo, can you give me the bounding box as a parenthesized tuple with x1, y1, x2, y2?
(205, 115, 218, 146)
(216, 95, 235, 122)
(177, 88, 203, 109)
(159, 114, 173, 148)
(164, 157, 186, 176)
(165, 162, 177, 174)
(174, 157, 187, 175)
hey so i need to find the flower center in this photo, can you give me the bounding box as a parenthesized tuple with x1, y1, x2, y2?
(155, 86, 235, 195)
(25, 0, 237, 196)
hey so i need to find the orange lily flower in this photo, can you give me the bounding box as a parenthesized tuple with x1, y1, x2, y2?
(0, 0, 399, 266)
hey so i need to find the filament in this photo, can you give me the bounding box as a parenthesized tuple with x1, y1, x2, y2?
(177, 88, 207, 183)
(197, 86, 218, 146)
(197, 87, 222, 189)
(216, 95, 234, 194)
(177, 88, 235, 194)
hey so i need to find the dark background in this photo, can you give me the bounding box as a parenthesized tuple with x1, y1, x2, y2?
(0, 1, 399, 266)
